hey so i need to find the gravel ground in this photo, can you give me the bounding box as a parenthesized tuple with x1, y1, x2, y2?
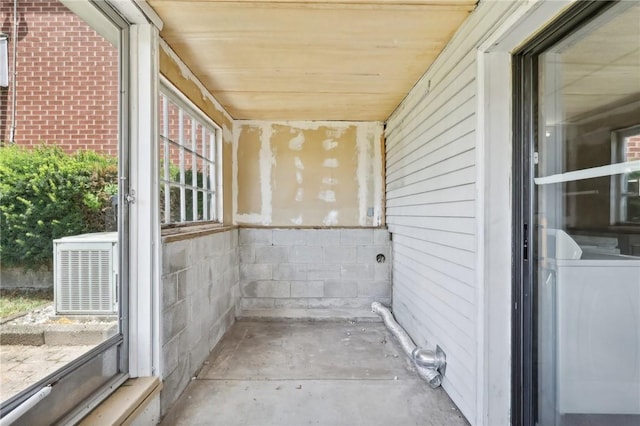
(4, 303, 56, 325)
(3, 303, 116, 326)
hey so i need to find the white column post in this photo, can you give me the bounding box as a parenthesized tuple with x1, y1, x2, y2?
(128, 22, 161, 378)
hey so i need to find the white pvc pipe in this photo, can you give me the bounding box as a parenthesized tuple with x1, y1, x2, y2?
(371, 302, 443, 388)
(0, 386, 51, 426)
(8, 0, 18, 144)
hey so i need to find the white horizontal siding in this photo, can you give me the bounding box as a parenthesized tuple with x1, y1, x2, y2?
(386, 166, 476, 199)
(388, 200, 475, 218)
(387, 135, 476, 191)
(387, 150, 476, 193)
(384, 1, 521, 423)
(386, 114, 476, 180)
(386, 77, 476, 162)
(388, 223, 476, 252)
(393, 232, 475, 268)
(387, 184, 476, 209)
(392, 284, 475, 416)
(393, 244, 475, 302)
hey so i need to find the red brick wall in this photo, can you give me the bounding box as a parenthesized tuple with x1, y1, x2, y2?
(0, 0, 118, 157)
(159, 94, 211, 171)
(627, 136, 640, 160)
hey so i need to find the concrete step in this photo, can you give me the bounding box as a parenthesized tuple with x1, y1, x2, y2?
(0, 322, 118, 346)
(0, 325, 45, 345)
(238, 308, 382, 323)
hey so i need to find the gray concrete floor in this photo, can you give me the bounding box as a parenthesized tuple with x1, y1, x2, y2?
(161, 320, 469, 426)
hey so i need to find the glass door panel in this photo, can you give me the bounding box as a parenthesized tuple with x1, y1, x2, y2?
(0, 1, 128, 422)
(534, 3, 640, 425)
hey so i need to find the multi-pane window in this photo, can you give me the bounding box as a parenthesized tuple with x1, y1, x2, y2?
(612, 125, 640, 224)
(159, 84, 220, 224)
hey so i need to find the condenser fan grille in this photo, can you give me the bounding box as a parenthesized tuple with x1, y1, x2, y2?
(57, 250, 112, 312)
(54, 233, 118, 315)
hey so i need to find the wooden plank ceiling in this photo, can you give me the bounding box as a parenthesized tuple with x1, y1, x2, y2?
(147, 0, 476, 121)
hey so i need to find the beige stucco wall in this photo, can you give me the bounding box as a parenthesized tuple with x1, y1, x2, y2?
(234, 121, 384, 227)
(159, 41, 234, 224)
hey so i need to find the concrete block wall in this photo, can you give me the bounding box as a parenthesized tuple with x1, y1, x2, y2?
(239, 228, 391, 311)
(160, 229, 240, 415)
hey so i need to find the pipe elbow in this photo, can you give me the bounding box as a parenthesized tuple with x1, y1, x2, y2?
(371, 302, 446, 388)
(412, 348, 446, 371)
(418, 366, 442, 389)
(371, 301, 384, 314)
(413, 346, 447, 379)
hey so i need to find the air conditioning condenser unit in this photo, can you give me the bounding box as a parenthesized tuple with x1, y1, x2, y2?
(54, 232, 118, 315)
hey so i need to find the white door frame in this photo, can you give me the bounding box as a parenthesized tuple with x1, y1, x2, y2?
(475, 1, 575, 425)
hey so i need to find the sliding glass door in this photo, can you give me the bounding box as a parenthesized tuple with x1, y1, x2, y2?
(0, 1, 129, 423)
(514, 2, 640, 425)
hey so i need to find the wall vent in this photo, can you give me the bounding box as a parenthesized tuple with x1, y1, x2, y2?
(54, 232, 118, 315)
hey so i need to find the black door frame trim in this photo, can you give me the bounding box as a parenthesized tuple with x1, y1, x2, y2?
(511, 2, 617, 425)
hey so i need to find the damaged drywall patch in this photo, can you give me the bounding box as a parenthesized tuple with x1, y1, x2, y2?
(234, 123, 275, 226)
(235, 213, 266, 224)
(323, 158, 339, 168)
(259, 124, 274, 225)
(356, 122, 384, 226)
(327, 128, 347, 139)
(323, 210, 339, 226)
(318, 190, 336, 203)
(372, 124, 384, 226)
(222, 125, 233, 144)
(289, 132, 305, 151)
(356, 125, 369, 226)
(322, 138, 339, 151)
(234, 120, 384, 226)
(322, 177, 338, 185)
(235, 125, 262, 220)
(233, 121, 239, 222)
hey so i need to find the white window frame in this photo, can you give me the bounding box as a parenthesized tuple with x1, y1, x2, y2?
(611, 124, 640, 225)
(159, 78, 222, 226)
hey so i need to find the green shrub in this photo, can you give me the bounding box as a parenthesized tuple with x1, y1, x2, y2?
(0, 145, 117, 267)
